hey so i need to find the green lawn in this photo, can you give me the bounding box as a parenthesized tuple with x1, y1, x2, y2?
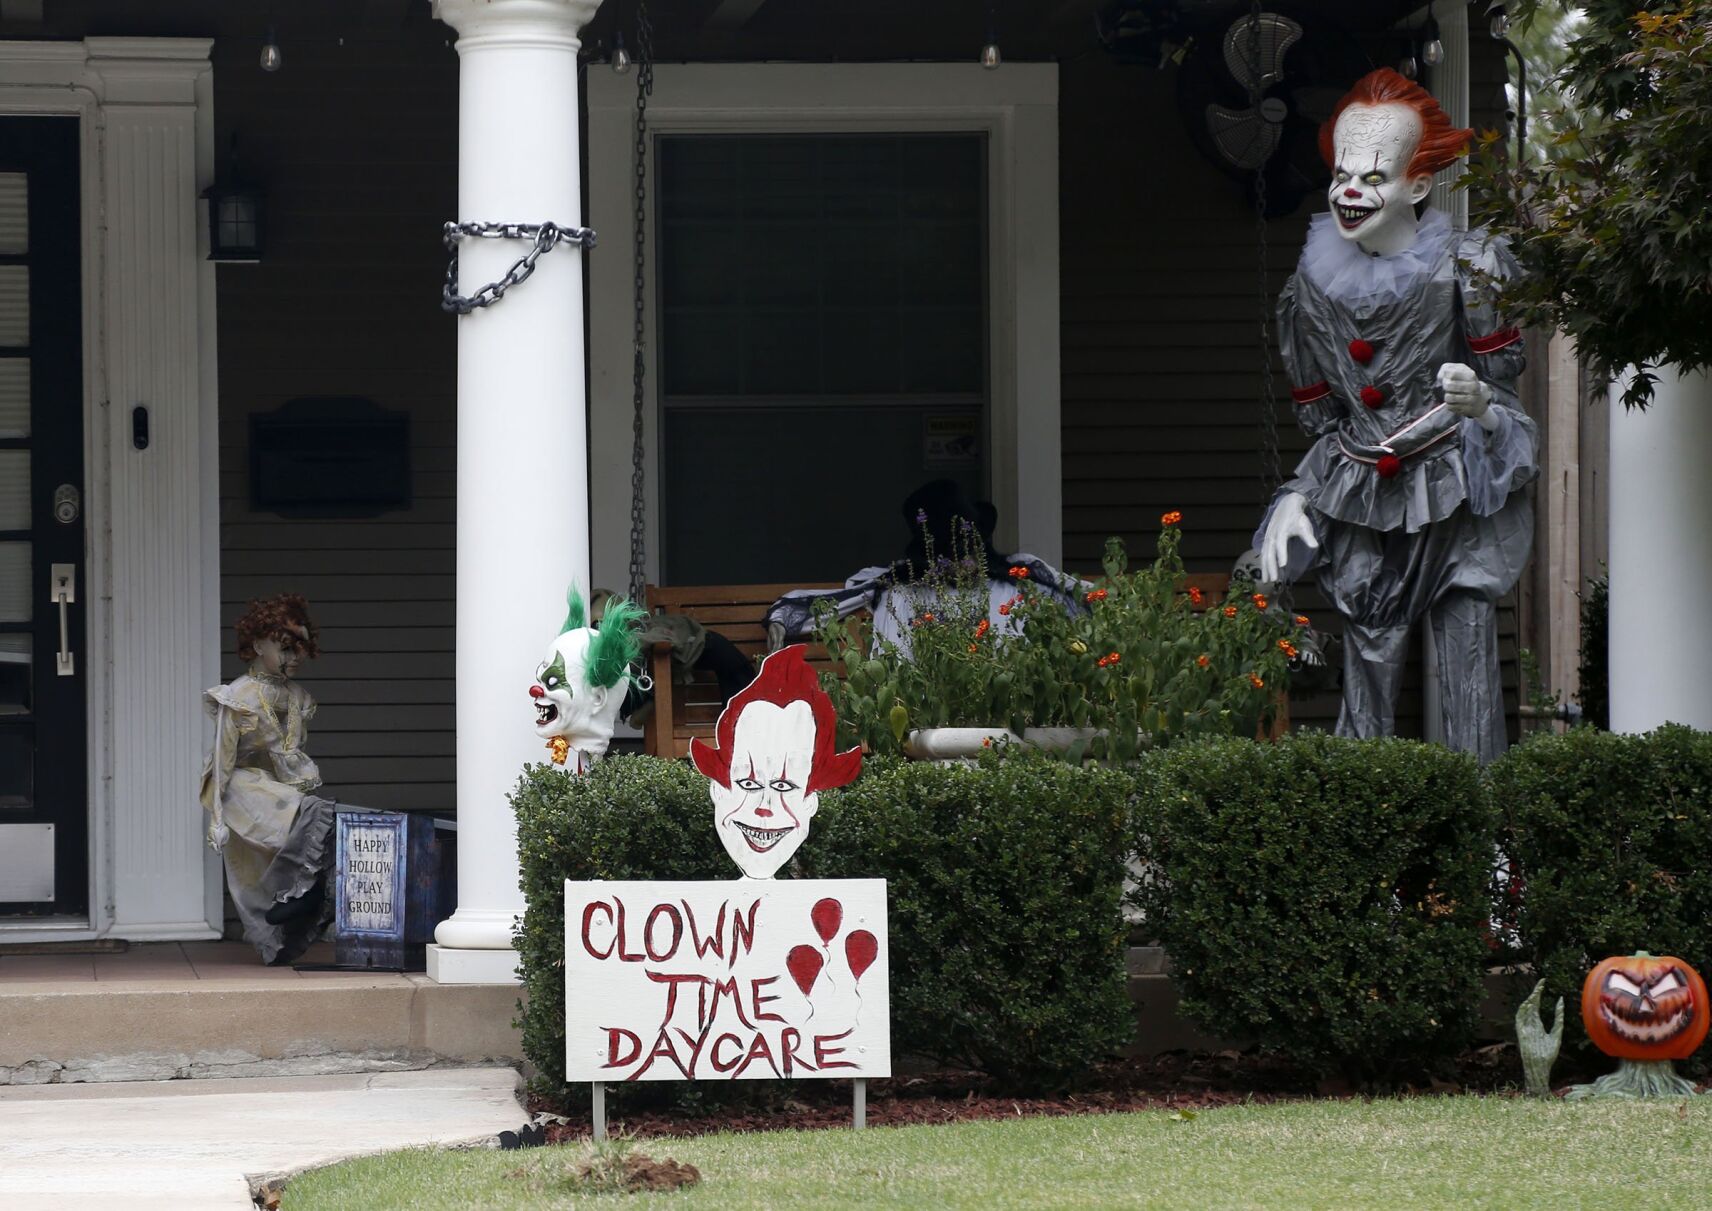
(285, 1095, 1708, 1209)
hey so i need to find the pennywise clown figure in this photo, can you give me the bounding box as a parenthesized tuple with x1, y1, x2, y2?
(200, 595, 337, 965)
(530, 588, 644, 773)
(690, 645, 862, 879)
(1255, 69, 1538, 762)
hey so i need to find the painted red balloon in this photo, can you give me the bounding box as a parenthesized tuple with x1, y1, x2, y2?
(845, 930, 878, 983)
(787, 944, 824, 997)
(811, 898, 843, 945)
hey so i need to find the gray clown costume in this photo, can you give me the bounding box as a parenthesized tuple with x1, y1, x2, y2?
(1258, 207, 1538, 762)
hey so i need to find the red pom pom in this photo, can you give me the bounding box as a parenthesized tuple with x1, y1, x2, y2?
(1349, 339, 1375, 364)
(1375, 454, 1402, 479)
(1360, 385, 1385, 408)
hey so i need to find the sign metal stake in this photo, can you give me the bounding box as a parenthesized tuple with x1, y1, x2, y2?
(853, 1078, 866, 1130)
(592, 1081, 606, 1141)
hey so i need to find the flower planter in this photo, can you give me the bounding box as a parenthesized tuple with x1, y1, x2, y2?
(903, 726, 1103, 763)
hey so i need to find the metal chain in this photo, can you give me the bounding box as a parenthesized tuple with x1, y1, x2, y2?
(627, 0, 655, 604)
(1247, 2, 1283, 500)
(441, 221, 596, 314)
(1247, 1, 1290, 612)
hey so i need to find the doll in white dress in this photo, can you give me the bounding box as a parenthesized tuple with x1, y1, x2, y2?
(200, 594, 337, 964)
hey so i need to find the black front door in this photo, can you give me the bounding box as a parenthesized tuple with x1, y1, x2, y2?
(0, 117, 87, 918)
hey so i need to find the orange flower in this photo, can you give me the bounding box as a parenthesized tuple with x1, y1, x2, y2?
(968, 643, 979, 653)
(974, 618, 991, 639)
(1252, 592, 1269, 610)
(1085, 588, 1108, 604)
(1278, 639, 1299, 659)
(1161, 510, 1183, 526)
(1008, 565, 1030, 580)
(1188, 586, 1205, 606)
(1294, 614, 1310, 627)
(1197, 654, 1210, 668)
(1106, 651, 1121, 666)
(923, 612, 935, 622)
(998, 600, 1012, 616)
(1248, 673, 1265, 689)
(1223, 605, 1238, 619)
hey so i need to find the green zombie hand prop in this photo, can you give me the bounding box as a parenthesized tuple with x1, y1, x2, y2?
(1514, 979, 1563, 1098)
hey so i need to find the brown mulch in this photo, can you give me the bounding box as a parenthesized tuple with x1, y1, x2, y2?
(531, 1042, 1542, 1144)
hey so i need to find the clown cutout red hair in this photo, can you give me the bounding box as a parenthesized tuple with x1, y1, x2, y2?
(691, 645, 862, 879)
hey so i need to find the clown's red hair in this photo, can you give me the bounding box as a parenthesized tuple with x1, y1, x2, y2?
(690, 644, 862, 795)
(1319, 68, 1472, 180)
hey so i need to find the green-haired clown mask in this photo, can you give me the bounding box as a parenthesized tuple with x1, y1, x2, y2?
(530, 588, 645, 768)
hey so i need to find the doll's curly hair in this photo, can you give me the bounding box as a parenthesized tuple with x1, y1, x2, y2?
(234, 593, 321, 662)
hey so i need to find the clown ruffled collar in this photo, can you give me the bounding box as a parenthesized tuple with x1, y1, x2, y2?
(1299, 207, 1457, 313)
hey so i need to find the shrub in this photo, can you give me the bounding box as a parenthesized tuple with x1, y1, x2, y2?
(799, 753, 1134, 1091)
(513, 755, 731, 1092)
(1131, 734, 1495, 1084)
(1490, 724, 1712, 1069)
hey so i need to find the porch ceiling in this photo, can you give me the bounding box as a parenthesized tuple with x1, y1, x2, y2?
(581, 0, 1427, 64)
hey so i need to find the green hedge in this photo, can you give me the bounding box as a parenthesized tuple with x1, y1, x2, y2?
(515, 727, 1712, 1093)
(1130, 734, 1496, 1084)
(799, 754, 1134, 1090)
(1490, 724, 1712, 1067)
(513, 756, 731, 1093)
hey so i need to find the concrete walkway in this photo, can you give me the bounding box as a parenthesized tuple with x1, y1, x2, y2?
(0, 1067, 525, 1210)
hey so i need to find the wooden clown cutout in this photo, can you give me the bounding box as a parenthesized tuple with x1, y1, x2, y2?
(530, 587, 644, 773)
(690, 645, 862, 879)
(561, 644, 888, 1108)
(1255, 69, 1538, 763)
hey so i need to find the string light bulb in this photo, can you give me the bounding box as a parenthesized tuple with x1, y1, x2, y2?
(1488, 4, 1510, 38)
(980, 4, 1000, 70)
(1422, 16, 1444, 66)
(1398, 52, 1419, 80)
(259, 26, 282, 72)
(611, 30, 633, 74)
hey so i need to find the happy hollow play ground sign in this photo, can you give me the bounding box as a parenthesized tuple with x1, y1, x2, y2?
(561, 647, 890, 1094)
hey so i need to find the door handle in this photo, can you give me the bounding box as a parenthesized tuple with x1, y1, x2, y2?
(50, 564, 75, 677)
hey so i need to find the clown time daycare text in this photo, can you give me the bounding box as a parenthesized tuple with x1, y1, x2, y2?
(563, 879, 890, 1083)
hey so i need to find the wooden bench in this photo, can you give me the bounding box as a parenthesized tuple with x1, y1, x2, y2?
(640, 572, 1285, 758)
(641, 582, 843, 759)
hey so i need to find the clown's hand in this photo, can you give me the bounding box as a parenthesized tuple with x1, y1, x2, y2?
(1260, 492, 1319, 585)
(1438, 362, 1498, 429)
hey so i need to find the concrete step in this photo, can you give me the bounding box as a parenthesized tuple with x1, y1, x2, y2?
(0, 942, 523, 1086)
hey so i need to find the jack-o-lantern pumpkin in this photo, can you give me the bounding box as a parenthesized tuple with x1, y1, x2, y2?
(1580, 952, 1709, 1062)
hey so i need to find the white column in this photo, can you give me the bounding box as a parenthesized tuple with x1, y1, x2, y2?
(85, 39, 223, 940)
(428, 0, 603, 984)
(1428, 0, 1471, 230)
(1608, 367, 1712, 733)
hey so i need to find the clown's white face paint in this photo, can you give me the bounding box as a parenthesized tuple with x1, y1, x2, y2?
(1327, 103, 1434, 257)
(709, 699, 819, 879)
(530, 628, 623, 763)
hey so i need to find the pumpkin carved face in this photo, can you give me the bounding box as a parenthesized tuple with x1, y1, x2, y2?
(1580, 952, 1710, 1061)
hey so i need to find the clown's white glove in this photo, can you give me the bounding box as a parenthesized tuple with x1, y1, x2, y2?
(1438, 362, 1499, 430)
(1260, 491, 1319, 585)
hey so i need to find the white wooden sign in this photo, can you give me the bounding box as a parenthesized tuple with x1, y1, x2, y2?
(564, 878, 890, 1083)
